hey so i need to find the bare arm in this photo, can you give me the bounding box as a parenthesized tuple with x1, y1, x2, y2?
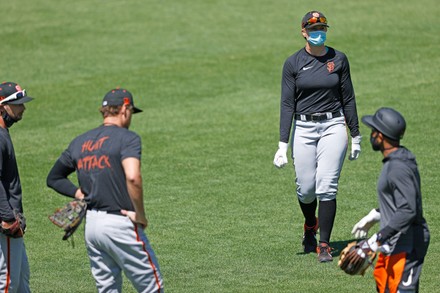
(121, 157, 148, 228)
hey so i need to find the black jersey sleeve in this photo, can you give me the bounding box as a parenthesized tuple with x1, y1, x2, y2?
(339, 54, 360, 137)
(382, 160, 419, 237)
(0, 135, 17, 221)
(0, 183, 15, 221)
(121, 132, 141, 160)
(279, 59, 296, 143)
(0, 140, 9, 220)
(46, 151, 78, 198)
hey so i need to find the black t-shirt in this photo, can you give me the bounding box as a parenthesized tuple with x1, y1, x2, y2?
(58, 125, 141, 211)
(279, 47, 360, 143)
(0, 128, 23, 221)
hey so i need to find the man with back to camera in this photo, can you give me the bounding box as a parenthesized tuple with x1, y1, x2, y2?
(47, 88, 163, 292)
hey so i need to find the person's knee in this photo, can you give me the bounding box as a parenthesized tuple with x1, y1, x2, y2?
(297, 191, 316, 204)
(317, 193, 336, 201)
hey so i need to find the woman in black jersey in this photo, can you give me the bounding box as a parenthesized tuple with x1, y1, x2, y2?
(273, 11, 361, 262)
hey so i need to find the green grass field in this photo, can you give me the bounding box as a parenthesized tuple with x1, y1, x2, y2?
(2, 0, 439, 292)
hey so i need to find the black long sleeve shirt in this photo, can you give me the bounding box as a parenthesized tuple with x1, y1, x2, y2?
(0, 128, 23, 222)
(279, 47, 360, 143)
(377, 147, 429, 254)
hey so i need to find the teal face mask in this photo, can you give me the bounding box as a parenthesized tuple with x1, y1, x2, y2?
(307, 31, 326, 46)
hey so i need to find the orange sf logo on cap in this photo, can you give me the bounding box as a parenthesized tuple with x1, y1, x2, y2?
(123, 97, 130, 105)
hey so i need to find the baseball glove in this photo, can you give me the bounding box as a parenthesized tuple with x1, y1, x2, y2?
(338, 241, 377, 276)
(49, 199, 87, 240)
(0, 210, 26, 238)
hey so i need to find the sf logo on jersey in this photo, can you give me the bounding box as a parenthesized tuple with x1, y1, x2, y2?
(327, 62, 335, 73)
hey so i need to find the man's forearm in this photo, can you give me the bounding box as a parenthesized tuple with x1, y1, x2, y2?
(127, 178, 146, 218)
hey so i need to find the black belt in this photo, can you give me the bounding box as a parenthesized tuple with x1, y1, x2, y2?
(107, 210, 123, 216)
(87, 208, 124, 216)
(294, 111, 343, 122)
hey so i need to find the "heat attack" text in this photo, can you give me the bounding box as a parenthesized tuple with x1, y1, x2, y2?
(78, 136, 111, 171)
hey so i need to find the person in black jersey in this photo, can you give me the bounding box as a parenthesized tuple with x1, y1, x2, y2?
(0, 81, 33, 292)
(352, 107, 429, 293)
(47, 88, 163, 292)
(273, 11, 362, 262)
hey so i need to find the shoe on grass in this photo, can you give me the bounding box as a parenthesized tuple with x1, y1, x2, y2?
(317, 242, 333, 263)
(302, 218, 318, 254)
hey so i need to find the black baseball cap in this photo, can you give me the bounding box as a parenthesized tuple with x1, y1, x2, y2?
(302, 11, 329, 29)
(0, 82, 33, 105)
(102, 88, 142, 114)
(362, 107, 406, 141)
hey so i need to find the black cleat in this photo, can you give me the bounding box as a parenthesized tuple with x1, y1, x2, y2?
(317, 242, 333, 263)
(302, 219, 319, 253)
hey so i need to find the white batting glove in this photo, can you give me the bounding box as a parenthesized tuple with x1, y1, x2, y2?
(348, 135, 362, 160)
(351, 209, 380, 239)
(366, 233, 379, 252)
(273, 142, 289, 168)
(366, 233, 391, 254)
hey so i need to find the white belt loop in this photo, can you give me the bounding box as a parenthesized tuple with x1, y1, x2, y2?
(300, 114, 306, 121)
(326, 112, 332, 119)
